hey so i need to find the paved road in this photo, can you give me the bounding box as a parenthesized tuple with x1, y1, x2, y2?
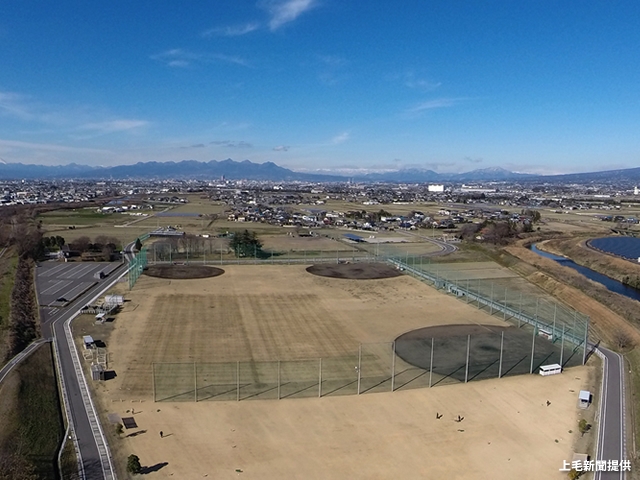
(0, 338, 48, 384)
(401, 230, 459, 256)
(595, 347, 628, 479)
(39, 264, 127, 480)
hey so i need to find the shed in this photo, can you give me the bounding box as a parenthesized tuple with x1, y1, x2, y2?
(83, 335, 94, 349)
(91, 363, 104, 381)
(95, 312, 106, 323)
(579, 390, 591, 408)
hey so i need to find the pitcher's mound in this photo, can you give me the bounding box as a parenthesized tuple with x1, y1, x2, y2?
(306, 262, 402, 279)
(144, 265, 225, 279)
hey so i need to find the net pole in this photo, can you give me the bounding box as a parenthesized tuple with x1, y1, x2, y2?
(466, 278, 470, 303)
(530, 326, 536, 374)
(572, 311, 577, 352)
(464, 334, 470, 383)
(498, 331, 504, 378)
(560, 325, 565, 367)
(489, 283, 494, 315)
(357, 344, 362, 395)
(503, 288, 507, 320)
(152, 362, 156, 402)
(517, 292, 522, 327)
(236, 361, 240, 402)
(429, 337, 434, 388)
(553, 303, 557, 342)
(318, 358, 322, 398)
(277, 361, 281, 400)
(582, 316, 589, 365)
(194, 362, 197, 403)
(391, 342, 396, 392)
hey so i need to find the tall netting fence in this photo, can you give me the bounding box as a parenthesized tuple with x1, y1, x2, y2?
(152, 327, 584, 402)
(128, 246, 148, 290)
(387, 257, 590, 356)
(149, 252, 591, 403)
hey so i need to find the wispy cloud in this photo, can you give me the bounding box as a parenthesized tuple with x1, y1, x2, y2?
(151, 48, 249, 68)
(402, 72, 441, 91)
(210, 140, 253, 148)
(262, 0, 318, 31)
(409, 98, 465, 113)
(0, 91, 32, 120)
(0, 90, 64, 124)
(79, 119, 148, 134)
(180, 143, 206, 149)
(202, 22, 260, 37)
(273, 145, 290, 151)
(0, 90, 150, 138)
(331, 132, 350, 144)
(0, 138, 109, 154)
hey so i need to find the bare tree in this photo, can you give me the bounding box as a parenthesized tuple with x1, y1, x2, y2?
(613, 329, 634, 350)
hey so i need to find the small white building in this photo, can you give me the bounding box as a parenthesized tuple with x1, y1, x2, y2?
(539, 364, 562, 376)
(104, 295, 124, 307)
(579, 390, 591, 408)
(83, 335, 95, 349)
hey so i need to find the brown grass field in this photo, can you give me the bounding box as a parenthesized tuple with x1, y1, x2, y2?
(70, 264, 597, 479)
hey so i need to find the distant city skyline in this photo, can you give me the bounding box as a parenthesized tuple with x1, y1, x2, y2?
(1, 1, 639, 174)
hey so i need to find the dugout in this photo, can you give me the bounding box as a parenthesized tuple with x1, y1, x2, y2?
(539, 364, 562, 376)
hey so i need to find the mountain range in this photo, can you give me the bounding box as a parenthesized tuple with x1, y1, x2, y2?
(0, 158, 639, 184)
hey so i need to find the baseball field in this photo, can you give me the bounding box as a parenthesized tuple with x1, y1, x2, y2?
(72, 263, 595, 479)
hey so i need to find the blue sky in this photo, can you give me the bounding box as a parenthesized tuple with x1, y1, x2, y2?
(1, 1, 639, 174)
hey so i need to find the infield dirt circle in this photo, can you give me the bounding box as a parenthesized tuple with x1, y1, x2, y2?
(144, 264, 225, 279)
(306, 262, 403, 279)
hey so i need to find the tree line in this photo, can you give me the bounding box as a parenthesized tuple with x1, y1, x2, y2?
(4, 257, 39, 361)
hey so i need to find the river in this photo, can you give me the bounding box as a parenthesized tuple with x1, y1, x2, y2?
(529, 243, 640, 302)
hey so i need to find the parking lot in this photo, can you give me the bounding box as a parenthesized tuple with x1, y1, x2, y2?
(35, 261, 121, 307)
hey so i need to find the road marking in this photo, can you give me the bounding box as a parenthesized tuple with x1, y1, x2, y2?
(41, 280, 73, 295)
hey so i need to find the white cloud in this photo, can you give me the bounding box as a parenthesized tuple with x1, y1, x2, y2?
(210, 140, 253, 148)
(0, 138, 109, 154)
(331, 131, 350, 144)
(409, 98, 464, 112)
(202, 22, 260, 37)
(151, 48, 249, 68)
(398, 71, 441, 91)
(79, 119, 149, 134)
(262, 0, 318, 31)
(273, 145, 290, 151)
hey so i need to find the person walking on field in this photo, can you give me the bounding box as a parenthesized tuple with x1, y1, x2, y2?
(160, 431, 163, 438)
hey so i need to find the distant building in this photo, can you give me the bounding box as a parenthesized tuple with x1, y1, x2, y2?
(428, 184, 445, 193)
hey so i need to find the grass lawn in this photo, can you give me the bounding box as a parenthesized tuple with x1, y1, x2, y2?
(0, 251, 18, 365)
(0, 342, 65, 479)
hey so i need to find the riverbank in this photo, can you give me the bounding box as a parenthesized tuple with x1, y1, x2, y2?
(488, 239, 639, 349)
(534, 237, 640, 336)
